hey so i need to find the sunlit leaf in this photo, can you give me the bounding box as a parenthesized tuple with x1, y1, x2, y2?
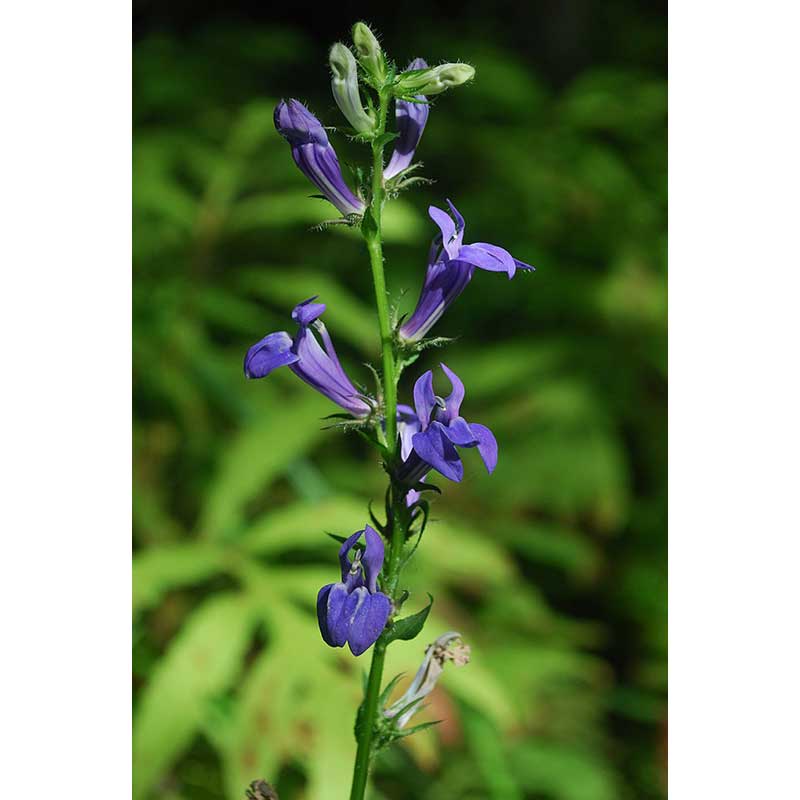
(133, 595, 256, 799)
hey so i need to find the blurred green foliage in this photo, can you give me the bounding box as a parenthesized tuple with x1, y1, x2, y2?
(133, 17, 666, 800)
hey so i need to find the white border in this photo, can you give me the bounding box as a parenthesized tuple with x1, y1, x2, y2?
(1, 1, 132, 795)
(670, 1, 800, 796)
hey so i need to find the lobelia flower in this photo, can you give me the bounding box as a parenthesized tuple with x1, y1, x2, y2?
(244, 297, 373, 418)
(398, 363, 498, 484)
(317, 525, 392, 656)
(274, 99, 365, 217)
(384, 631, 471, 728)
(398, 200, 535, 343)
(384, 58, 430, 180)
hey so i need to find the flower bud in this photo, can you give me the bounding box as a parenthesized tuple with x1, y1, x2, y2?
(352, 22, 387, 84)
(394, 63, 475, 97)
(329, 43, 375, 133)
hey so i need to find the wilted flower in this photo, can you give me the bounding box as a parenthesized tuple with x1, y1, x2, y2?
(384, 631, 470, 728)
(384, 58, 430, 180)
(329, 43, 376, 133)
(317, 525, 392, 656)
(244, 297, 372, 418)
(274, 99, 365, 216)
(398, 363, 497, 483)
(398, 200, 534, 343)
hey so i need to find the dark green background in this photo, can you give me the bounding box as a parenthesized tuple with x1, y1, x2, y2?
(133, 2, 667, 798)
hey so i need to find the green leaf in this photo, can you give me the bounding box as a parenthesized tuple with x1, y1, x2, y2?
(395, 718, 442, 740)
(132, 543, 227, 615)
(378, 672, 406, 707)
(132, 595, 256, 800)
(463, 707, 524, 800)
(199, 392, 330, 540)
(373, 131, 400, 148)
(361, 207, 379, 239)
(241, 495, 367, 555)
(385, 594, 433, 644)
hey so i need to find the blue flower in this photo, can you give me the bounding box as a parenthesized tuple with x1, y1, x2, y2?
(398, 200, 535, 343)
(398, 364, 498, 483)
(274, 100, 366, 217)
(244, 297, 373, 418)
(384, 58, 430, 180)
(317, 525, 392, 656)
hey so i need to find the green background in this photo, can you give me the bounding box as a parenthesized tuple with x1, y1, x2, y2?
(133, 3, 667, 798)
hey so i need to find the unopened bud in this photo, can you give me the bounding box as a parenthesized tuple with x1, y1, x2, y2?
(329, 43, 375, 133)
(352, 22, 387, 84)
(394, 63, 475, 97)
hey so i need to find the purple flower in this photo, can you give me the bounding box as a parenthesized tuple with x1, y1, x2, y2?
(397, 404, 426, 507)
(244, 297, 373, 418)
(398, 364, 498, 483)
(398, 200, 535, 343)
(274, 99, 365, 217)
(317, 525, 392, 656)
(384, 58, 430, 180)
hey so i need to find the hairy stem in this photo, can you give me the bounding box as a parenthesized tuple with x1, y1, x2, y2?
(349, 85, 402, 800)
(365, 86, 396, 452)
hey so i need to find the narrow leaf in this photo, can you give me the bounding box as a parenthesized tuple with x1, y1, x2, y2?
(133, 595, 255, 800)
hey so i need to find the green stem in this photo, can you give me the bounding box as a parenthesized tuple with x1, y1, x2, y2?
(349, 485, 408, 800)
(365, 87, 396, 452)
(349, 86, 403, 800)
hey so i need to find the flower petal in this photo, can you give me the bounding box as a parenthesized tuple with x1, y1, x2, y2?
(323, 582, 351, 647)
(384, 58, 430, 180)
(347, 589, 391, 656)
(413, 370, 436, 428)
(445, 199, 465, 235)
(244, 331, 299, 379)
(292, 296, 326, 325)
(290, 142, 365, 216)
(468, 423, 498, 474)
(439, 363, 465, 420)
(274, 99, 329, 147)
(316, 583, 336, 645)
(456, 242, 517, 277)
(338, 529, 365, 581)
(397, 260, 474, 343)
(397, 404, 421, 461)
(275, 101, 364, 216)
(362, 525, 385, 594)
(291, 324, 372, 417)
(412, 424, 464, 482)
(441, 415, 476, 446)
(513, 257, 535, 272)
(428, 205, 456, 248)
